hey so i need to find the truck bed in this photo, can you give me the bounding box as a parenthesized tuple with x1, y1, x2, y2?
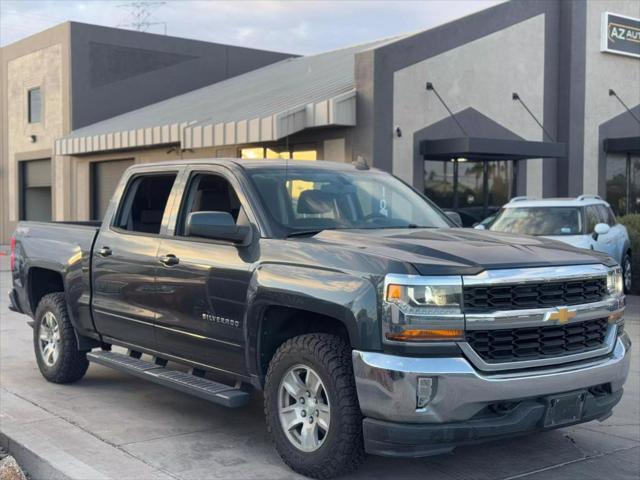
(12, 220, 101, 336)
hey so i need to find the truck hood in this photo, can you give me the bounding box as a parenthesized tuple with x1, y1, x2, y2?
(306, 228, 614, 275)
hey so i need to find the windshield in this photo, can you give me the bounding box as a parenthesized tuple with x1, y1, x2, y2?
(247, 167, 450, 235)
(490, 207, 583, 236)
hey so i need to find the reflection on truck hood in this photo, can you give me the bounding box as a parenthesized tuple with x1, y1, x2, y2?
(305, 228, 614, 276)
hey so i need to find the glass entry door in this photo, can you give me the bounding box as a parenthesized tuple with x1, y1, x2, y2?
(606, 153, 639, 216)
(424, 159, 514, 226)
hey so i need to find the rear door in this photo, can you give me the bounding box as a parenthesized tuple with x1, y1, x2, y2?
(154, 166, 258, 375)
(92, 167, 182, 349)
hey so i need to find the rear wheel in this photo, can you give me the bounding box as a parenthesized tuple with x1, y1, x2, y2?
(33, 293, 89, 383)
(622, 253, 632, 294)
(264, 333, 365, 478)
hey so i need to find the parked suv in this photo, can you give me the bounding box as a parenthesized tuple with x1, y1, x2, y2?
(480, 195, 632, 293)
(9, 160, 630, 478)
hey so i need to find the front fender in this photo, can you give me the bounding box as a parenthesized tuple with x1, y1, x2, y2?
(245, 263, 381, 376)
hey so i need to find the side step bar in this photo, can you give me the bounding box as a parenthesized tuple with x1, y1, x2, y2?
(87, 351, 250, 408)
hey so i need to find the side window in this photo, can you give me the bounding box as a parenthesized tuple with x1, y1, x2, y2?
(114, 173, 176, 234)
(178, 174, 246, 236)
(585, 206, 599, 233)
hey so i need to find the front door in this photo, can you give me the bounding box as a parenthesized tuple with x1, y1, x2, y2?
(92, 171, 179, 349)
(154, 169, 257, 375)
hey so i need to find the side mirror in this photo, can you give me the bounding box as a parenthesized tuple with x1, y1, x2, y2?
(474, 224, 486, 230)
(186, 211, 252, 245)
(444, 210, 463, 227)
(592, 222, 610, 240)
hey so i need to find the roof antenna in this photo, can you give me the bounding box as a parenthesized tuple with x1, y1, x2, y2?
(352, 155, 369, 170)
(426, 82, 468, 137)
(512, 92, 555, 141)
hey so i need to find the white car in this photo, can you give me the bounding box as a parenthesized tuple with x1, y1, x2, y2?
(478, 195, 633, 293)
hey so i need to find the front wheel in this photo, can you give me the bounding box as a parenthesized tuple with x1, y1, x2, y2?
(264, 333, 365, 479)
(622, 253, 632, 294)
(33, 293, 89, 383)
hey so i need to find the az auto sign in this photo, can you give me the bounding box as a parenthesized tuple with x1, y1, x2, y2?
(601, 12, 640, 59)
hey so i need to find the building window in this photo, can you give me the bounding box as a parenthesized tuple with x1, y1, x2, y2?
(424, 159, 514, 227)
(240, 144, 317, 161)
(28, 87, 42, 123)
(606, 154, 640, 216)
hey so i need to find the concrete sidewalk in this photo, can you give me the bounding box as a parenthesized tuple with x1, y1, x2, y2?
(1, 256, 639, 479)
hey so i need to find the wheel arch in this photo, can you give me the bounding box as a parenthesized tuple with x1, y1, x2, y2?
(245, 264, 381, 387)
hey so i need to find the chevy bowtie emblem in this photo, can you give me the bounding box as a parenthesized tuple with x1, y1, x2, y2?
(546, 307, 577, 325)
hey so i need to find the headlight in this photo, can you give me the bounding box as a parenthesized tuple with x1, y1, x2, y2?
(383, 274, 464, 343)
(607, 267, 623, 297)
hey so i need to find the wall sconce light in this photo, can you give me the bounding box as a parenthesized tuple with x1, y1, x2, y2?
(395, 126, 402, 138)
(29, 135, 37, 143)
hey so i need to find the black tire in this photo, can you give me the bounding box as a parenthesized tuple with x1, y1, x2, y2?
(33, 292, 89, 383)
(622, 253, 632, 294)
(264, 333, 366, 479)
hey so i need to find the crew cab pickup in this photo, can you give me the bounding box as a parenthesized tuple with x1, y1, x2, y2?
(9, 159, 631, 478)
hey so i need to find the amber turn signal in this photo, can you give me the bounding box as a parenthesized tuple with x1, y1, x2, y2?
(385, 328, 464, 342)
(386, 284, 403, 301)
(608, 310, 624, 323)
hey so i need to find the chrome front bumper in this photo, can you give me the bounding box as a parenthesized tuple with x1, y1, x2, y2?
(352, 331, 631, 424)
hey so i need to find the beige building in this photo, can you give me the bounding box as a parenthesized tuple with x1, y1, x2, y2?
(0, 22, 292, 242)
(2, 0, 639, 242)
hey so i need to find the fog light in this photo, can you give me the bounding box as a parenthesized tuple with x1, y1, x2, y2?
(417, 377, 436, 408)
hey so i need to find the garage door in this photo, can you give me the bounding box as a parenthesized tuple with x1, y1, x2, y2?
(20, 159, 52, 222)
(91, 159, 134, 220)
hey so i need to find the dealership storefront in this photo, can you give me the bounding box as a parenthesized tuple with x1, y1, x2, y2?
(2, 0, 639, 241)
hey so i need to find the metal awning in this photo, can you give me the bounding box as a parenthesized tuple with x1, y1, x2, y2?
(420, 137, 566, 161)
(603, 136, 640, 154)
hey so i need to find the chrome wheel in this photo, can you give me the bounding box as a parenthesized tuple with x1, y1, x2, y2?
(39, 312, 61, 367)
(278, 364, 330, 452)
(623, 256, 632, 292)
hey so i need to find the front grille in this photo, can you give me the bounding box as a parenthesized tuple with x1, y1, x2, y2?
(463, 278, 607, 313)
(466, 318, 609, 363)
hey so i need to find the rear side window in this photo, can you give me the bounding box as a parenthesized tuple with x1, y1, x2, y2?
(114, 173, 176, 234)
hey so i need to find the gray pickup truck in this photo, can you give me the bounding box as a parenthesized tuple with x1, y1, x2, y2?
(9, 159, 630, 478)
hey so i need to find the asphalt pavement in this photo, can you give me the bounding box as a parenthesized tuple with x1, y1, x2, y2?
(0, 251, 638, 480)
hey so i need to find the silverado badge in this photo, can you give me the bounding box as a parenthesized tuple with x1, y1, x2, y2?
(546, 307, 577, 325)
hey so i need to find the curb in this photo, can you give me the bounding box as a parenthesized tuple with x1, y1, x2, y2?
(0, 427, 104, 480)
(0, 389, 175, 480)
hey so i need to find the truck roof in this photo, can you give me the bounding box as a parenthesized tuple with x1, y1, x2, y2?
(127, 158, 371, 172)
(503, 195, 610, 208)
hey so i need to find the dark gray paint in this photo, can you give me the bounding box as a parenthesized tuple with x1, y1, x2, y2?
(69, 22, 293, 129)
(419, 137, 566, 161)
(554, 0, 587, 197)
(358, 0, 557, 187)
(355, 0, 589, 198)
(598, 104, 640, 196)
(413, 108, 528, 193)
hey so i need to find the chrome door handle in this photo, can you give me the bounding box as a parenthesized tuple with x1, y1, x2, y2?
(160, 254, 179, 266)
(97, 246, 112, 257)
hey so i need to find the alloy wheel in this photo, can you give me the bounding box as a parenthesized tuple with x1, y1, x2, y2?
(278, 364, 330, 452)
(39, 311, 61, 367)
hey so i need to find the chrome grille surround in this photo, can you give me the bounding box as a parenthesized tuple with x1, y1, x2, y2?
(459, 264, 624, 372)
